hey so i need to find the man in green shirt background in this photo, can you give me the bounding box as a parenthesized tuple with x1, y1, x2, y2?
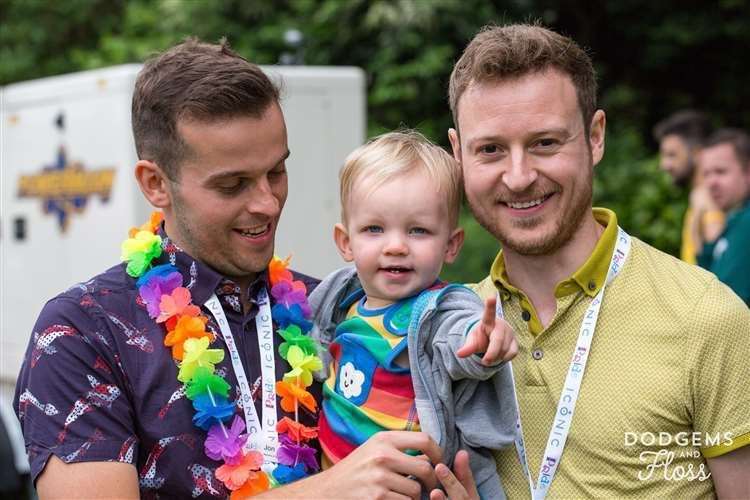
(696, 128, 750, 305)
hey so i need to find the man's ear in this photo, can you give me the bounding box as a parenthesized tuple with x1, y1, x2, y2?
(448, 128, 461, 163)
(444, 227, 465, 264)
(589, 110, 606, 167)
(135, 160, 171, 209)
(333, 223, 354, 262)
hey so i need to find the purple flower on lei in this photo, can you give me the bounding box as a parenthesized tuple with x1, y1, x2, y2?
(205, 415, 248, 464)
(277, 434, 319, 472)
(271, 281, 312, 317)
(137, 265, 182, 318)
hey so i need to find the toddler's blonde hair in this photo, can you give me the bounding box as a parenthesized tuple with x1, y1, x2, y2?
(339, 129, 462, 227)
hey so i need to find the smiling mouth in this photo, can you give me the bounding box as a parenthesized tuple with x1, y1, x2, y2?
(234, 223, 271, 238)
(504, 193, 554, 209)
(380, 266, 412, 274)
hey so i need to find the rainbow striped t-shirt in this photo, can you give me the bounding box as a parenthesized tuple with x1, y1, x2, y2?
(318, 295, 422, 466)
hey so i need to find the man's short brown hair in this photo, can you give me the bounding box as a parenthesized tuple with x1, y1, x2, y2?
(704, 128, 750, 171)
(132, 37, 279, 180)
(652, 110, 713, 146)
(449, 24, 597, 133)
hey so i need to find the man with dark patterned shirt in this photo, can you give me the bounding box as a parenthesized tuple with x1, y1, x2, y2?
(14, 39, 472, 499)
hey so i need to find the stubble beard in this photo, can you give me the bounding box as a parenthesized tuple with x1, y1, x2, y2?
(169, 185, 269, 282)
(169, 186, 216, 266)
(673, 157, 695, 189)
(470, 168, 593, 257)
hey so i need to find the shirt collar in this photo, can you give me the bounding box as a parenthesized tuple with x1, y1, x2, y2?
(156, 225, 270, 307)
(490, 208, 619, 299)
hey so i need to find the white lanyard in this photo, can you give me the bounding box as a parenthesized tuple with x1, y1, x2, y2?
(204, 287, 279, 468)
(498, 227, 631, 500)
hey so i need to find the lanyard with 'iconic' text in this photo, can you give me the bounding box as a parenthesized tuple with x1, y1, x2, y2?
(497, 227, 631, 500)
(205, 287, 279, 470)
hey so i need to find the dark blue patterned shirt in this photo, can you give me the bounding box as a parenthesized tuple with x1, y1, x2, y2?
(14, 231, 320, 498)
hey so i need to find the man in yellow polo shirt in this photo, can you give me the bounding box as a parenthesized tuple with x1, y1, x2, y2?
(447, 24, 750, 499)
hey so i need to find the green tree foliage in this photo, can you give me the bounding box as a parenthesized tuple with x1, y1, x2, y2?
(2, 0, 748, 282)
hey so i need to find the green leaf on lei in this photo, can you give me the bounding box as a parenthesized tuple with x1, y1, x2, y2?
(185, 366, 230, 400)
(278, 324, 317, 358)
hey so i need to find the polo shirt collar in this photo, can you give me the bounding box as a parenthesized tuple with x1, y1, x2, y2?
(156, 225, 270, 307)
(490, 208, 619, 299)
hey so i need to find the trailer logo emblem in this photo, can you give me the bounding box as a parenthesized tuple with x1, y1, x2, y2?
(17, 146, 116, 233)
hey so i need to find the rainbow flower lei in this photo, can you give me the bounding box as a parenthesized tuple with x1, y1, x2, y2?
(122, 212, 322, 497)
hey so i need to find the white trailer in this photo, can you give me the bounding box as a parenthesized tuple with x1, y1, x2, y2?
(0, 64, 365, 397)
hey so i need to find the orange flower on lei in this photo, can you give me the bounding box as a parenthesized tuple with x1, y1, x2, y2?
(276, 416, 318, 442)
(229, 473, 270, 499)
(164, 315, 211, 360)
(215, 450, 266, 491)
(275, 380, 317, 413)
(268, 256, 293, 286)
(128, 211, 164, 238)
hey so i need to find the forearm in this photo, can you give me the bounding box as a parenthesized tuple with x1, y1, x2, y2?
(707, 445, 750, 499)
(37, 456, 139, 499)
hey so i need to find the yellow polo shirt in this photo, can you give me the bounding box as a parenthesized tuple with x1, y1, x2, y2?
(473, 208, 750, 499)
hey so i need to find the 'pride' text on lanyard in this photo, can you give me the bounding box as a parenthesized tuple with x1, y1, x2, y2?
(204, 288, 279, 470)
(497, 227, 631, 500)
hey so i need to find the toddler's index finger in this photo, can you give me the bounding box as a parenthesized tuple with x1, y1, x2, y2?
(480, 296, 497, 333)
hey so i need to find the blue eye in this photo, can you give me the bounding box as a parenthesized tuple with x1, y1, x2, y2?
(410, 227, 428, 235)
(364, 225, 383, 233)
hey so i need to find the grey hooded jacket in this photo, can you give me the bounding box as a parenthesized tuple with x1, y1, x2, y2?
(309, 267, 517, 499)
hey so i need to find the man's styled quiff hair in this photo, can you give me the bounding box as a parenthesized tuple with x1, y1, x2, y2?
(339, 130, 463, 227)
(449, 24, 597, 132)
(132, 37, 280, 180)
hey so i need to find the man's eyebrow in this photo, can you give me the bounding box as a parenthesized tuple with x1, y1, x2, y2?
(204, 149, 290, 183)
(466, 128, 572, 148)
(466, 134, 504, 149)
(530, 127, 570, 138)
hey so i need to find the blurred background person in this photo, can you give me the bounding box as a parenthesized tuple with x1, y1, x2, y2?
(695, 128, 750, 305)
(653, 110, 722, 264)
